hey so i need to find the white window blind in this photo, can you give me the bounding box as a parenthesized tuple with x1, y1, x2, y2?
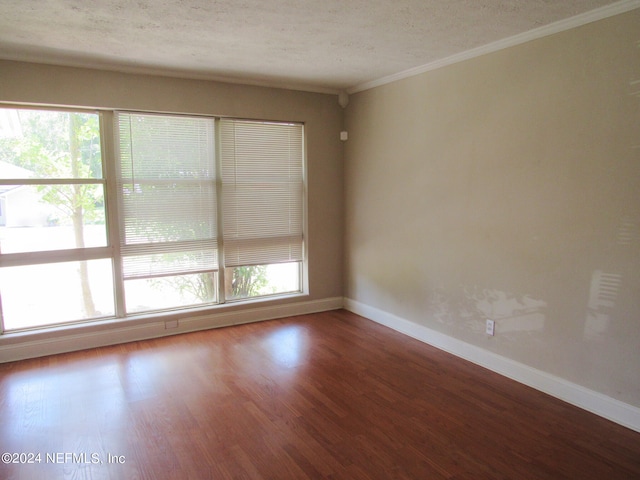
(220, 119, 304, 267)
(116, 113, 218, 279)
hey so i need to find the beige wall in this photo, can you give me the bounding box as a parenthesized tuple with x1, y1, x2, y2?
(344, 10, 640, 407)
(0, 60, 344, 304)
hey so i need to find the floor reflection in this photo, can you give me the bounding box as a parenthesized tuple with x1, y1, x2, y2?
(0, 359, 127, 449)
(263, 325, 307, 368)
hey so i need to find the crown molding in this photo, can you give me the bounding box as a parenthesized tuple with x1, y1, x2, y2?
(347, 0, 640, 94)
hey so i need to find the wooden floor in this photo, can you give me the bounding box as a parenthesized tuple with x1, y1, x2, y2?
(0, 310, 639, 479)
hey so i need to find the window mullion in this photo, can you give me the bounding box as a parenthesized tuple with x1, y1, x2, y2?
(214, 118, 227, 304)
(101, 111, 126, 318)
(0, 247, 113, 268)
(0, 178, 105, 186)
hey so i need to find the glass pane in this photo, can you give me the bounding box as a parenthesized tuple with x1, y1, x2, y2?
(0, 259, 114, 331)
(0, 109, 102, 179)
(225, 262, 300, 300)
(125, 272, 217, 314)
(0, 184, 107, 253)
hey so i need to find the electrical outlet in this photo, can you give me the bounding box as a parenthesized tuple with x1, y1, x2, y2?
(165, 320, 179, 329)
(486, 319, 495, 336)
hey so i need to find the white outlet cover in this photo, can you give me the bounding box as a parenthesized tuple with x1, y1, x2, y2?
(165, 320, 179, 329)
(486, 319, 495, 336)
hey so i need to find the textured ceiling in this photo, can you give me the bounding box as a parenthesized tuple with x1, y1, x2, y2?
(0, 0, 632, 93)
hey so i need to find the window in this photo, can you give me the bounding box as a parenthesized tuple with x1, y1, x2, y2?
(220, 119, 304, 300)
(116, 113, 219, 312)
(0, 108, 113, 330)
(0, 107, 305, 332)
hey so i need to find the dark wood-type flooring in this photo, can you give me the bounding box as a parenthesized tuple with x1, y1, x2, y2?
(1, 309, 639, 479)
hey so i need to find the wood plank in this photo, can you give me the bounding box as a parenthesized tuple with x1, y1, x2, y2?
(0, 310, 639, 479)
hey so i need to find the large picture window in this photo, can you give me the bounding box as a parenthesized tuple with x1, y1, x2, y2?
(220, 119, 304, 301)
(0, 107, 305, 332)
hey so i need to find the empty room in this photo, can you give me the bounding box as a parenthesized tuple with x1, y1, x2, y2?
(0, 1, 639, 478)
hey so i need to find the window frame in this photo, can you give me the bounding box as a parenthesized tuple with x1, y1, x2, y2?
(0, 105, 308, 333)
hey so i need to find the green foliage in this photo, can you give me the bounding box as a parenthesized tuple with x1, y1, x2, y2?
(0, 110, 101, 178)
(0, 109, 104, 226)
(151, 272, 217, 304)
(152, 265, 269, 304)
(230, 265, 268, 299)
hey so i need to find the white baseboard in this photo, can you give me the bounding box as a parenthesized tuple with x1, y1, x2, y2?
(0, 296, 344, 364)
(344, 297, 640, 433)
